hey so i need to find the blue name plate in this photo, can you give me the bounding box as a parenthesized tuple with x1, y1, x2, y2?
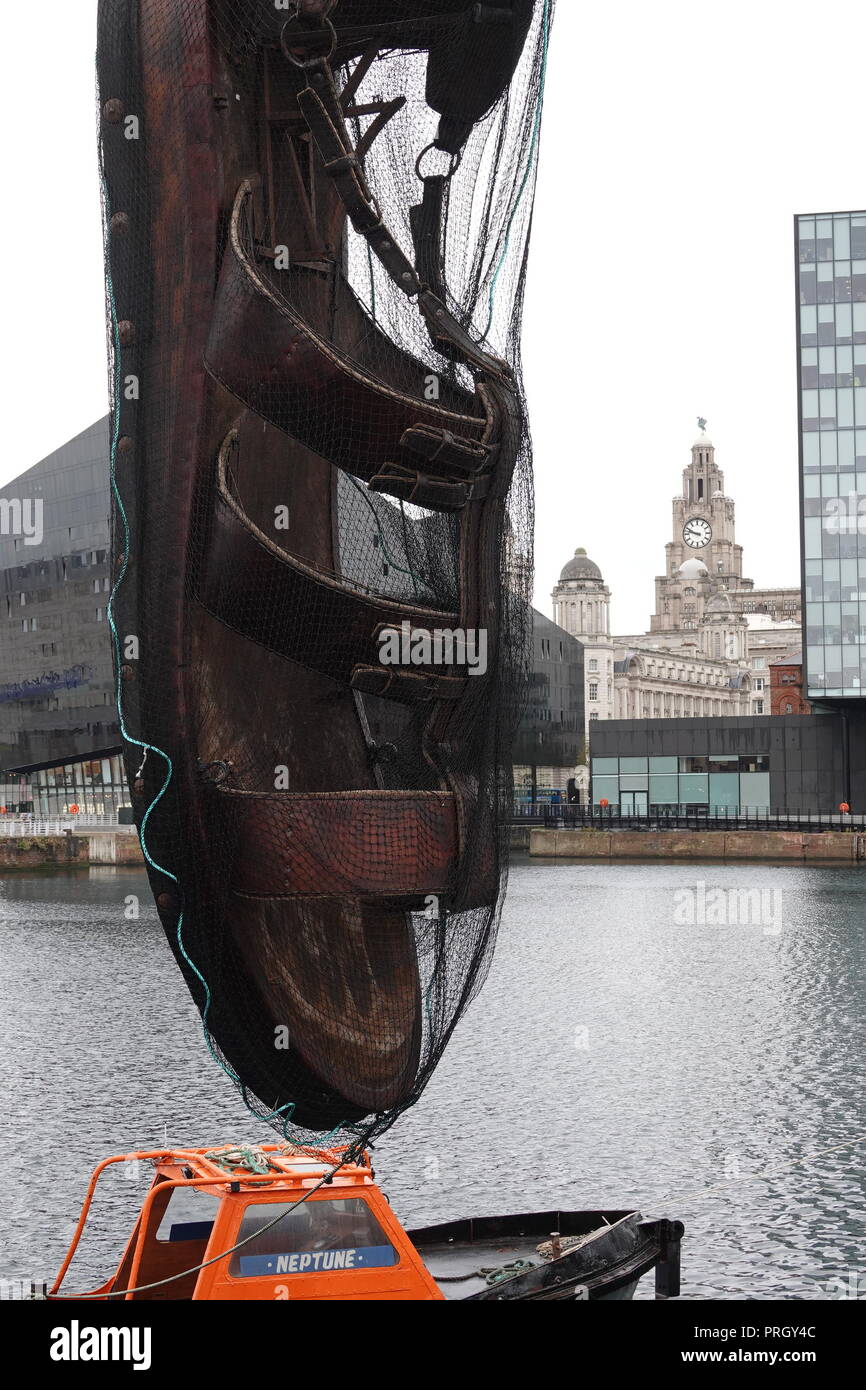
(239, 1245, 397, 1277)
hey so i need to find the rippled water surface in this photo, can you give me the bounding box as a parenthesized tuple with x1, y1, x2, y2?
(1, 859, 864, 1299)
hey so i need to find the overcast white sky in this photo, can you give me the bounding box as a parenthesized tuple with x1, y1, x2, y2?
(3, 1, 864, 631)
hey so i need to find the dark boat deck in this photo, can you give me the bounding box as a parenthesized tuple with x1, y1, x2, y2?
(416, 1230, 605, 1300)
(409, 1209, 683, 1301)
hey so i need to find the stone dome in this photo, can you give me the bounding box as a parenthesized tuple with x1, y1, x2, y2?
(559, 548, 602, 583)
(694, 432, 713, 447)
(678, 558, 709, 579)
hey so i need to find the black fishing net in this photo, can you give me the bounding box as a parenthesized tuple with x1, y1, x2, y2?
(97, 0, 551, 1147)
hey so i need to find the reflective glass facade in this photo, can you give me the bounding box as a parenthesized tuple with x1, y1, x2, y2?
(0, 417, 120, 771)
(512, 608, 585, 770)
(0, 753, 128, 816)
(591, 754, 770, 814)
(797, 211, 866, 699)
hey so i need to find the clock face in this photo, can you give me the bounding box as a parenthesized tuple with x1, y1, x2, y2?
(683, 517, 712, 548)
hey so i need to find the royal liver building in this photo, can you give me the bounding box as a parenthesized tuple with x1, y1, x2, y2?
(552, 428, 802, 732)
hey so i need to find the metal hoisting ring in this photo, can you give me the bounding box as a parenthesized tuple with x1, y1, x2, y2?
(415, 142, 462, 182)
(280, 15, 337, 68)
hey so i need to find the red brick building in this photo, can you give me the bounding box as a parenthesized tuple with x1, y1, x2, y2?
(770, 651, 811, 716)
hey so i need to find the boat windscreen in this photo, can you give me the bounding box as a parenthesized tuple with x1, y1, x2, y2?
(230, 1198, 395, 1277)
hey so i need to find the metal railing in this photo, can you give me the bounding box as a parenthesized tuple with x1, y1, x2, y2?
(510, 804, 866, 833)
(0, 1280, 47, 1300)
(0, 814, 135, 836)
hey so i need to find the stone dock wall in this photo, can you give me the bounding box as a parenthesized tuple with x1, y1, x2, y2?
(0, 834, 145, 871)
(525, 828, 866, 862)
(4, 828, 862, 870)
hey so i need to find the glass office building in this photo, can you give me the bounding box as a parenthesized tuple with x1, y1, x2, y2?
(797, 210, 866, 700)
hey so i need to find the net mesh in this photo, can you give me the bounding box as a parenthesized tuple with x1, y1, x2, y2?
(97, 0, 551, 1147)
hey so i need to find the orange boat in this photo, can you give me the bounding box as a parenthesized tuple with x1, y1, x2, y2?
(48, 1146, 683, 1302)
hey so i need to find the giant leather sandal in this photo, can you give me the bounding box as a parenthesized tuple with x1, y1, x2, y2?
(98, 0, 544, 1137)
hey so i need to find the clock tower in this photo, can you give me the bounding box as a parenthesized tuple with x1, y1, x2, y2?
(650, 426, 754, 635)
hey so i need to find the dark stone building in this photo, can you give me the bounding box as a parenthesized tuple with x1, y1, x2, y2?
(513, 609, 585, 800)
(590, 715, 849, 815)
(0, 417, 127, 815)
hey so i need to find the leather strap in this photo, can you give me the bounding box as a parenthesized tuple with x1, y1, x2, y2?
(204, 180, 492, 490)
(297, 73, 422, 295)
(350, 665, 467, 702)
(401, 423, 492, 476)
(198, 426, 460, 681)
(369, 463, 490, 512)
(218, 788, 459, 899)
(410, 174, 447, 302)
(297, 59, 514, 380)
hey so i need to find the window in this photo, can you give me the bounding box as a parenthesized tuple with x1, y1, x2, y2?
(589, 659, 598, 672)
(784, 702, 793, 714)
(754, 657, 766, 669)
(154, 1186, 220, 1245)
(229, 1198, 396, 1278)
(755, 700, 764, 714)
(739, 754, 769, 772)
(589, 712, 598, 721)
(589, 682, 598, 701)
(754, 678, 764, 692)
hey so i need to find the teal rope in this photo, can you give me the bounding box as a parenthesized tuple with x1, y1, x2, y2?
(102, 177, 326, 1142)
(482, 0, 551, 340)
